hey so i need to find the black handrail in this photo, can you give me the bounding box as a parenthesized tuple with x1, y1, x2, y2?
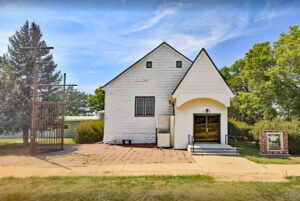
(225, 134, 239, 154)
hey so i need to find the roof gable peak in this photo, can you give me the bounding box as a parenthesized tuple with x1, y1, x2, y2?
(172, 48, 234, 97)
(103, 42, 191, 88)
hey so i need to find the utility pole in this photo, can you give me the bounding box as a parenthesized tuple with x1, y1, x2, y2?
(21, 30, 76, 155)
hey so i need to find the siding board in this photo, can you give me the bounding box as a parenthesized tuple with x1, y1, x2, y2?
(104, 44, 192, 143)
(172, 51, 232, 149)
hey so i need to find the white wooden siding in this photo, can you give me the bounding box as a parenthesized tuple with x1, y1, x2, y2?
(172, 50, 233, 149)
(173, 52, 233, 107)
(103, 44, 192, 143)
(174, 99, 228, 149)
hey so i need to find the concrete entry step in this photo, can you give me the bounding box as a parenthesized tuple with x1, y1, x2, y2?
(188, 143, 240, 156)
(190, 152, 240, 156)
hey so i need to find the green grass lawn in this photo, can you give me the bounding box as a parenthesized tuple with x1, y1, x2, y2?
(238, 141, 300, 164)
(0, 175, 299, 201)
(0, 138, 24, 144)
(0, 138, 75, 146)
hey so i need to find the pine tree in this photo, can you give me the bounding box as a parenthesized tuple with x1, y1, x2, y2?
(65, 86, 91, 116)
(0, 21, 62, 145)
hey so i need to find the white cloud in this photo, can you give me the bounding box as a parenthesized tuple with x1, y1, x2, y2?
(120, 10, 251, 61)
(254, 0, 284, 22)
(127, 2, 184, 33)
(0, 0, 291, 93)
(254, 10, 280, 22)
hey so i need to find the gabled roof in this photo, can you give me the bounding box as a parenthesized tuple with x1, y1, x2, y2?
(103, 42, 192, 88)
(172, 48, 234, 96)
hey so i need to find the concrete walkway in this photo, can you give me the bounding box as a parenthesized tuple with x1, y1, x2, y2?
(1, 145, 299, 181)
(0, 155, 300, 181)
(193, 155, 300, 181)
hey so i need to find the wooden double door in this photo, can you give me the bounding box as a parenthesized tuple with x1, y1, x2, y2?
(194, 114, 220, 142)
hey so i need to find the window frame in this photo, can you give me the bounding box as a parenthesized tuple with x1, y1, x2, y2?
(64, 124, 69, 130)
(135, 96, 155, 117)
(135, 97, 145, 116)
(267, 132, 283, 151)
(176, 61, 182, 68)
(146, 61, 152, 68)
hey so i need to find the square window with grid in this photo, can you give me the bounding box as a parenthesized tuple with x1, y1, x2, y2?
(135, 97, 155, 117)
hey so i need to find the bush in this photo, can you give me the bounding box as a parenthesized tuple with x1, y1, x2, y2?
(250, 119, 300, 155)
(74, 120, 104, 144)
(228, 118, 252, 141)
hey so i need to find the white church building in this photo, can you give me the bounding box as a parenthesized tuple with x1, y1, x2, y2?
(102, 42, 236, 154)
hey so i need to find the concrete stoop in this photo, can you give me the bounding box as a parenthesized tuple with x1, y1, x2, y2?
(188, 143, 240, 156)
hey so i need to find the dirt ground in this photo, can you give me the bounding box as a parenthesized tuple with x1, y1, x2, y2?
(1, 144, 300, 181)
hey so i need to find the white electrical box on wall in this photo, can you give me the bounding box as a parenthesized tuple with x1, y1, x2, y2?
(157, 116, 173, 148)
(157, 133, 171, 148)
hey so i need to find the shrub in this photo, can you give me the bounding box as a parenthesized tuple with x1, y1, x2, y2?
(250, 119, 300, 154)
(228, 118, 252, 141)
(74, 120, 104, 144)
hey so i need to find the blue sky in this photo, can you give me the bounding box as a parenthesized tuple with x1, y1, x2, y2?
(0, 0, 299, 93)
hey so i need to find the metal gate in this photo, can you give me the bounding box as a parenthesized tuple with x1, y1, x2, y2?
(31, 101, 65, 154)
(29, 73, 75, 155)
(21, 32, 76, 155)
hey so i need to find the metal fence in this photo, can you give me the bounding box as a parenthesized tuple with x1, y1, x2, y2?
(31, 101, 65, 154)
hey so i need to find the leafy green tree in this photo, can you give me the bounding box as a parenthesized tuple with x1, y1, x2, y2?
(220, 59, 248, 93)
(242, 42, 277, 121)
(221, 42, 277, 124)
(88, 86, 105, 112)
(0, 21, 61, 145)
(65, 86, 91, 116)
(221, 26, 300, 123)
(272, 26, 300, 120)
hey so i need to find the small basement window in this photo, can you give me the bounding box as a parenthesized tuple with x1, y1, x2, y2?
(135, 97, 155, 117)
(176, 61, 182, 68)
(64, 124, 69, 130)
(146, 61, 152, 68)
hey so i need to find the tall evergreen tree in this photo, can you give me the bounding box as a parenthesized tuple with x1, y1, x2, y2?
(0, 21, 61, 145)
(0, 59, 24, 136)
(65, 86, 91, 116)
